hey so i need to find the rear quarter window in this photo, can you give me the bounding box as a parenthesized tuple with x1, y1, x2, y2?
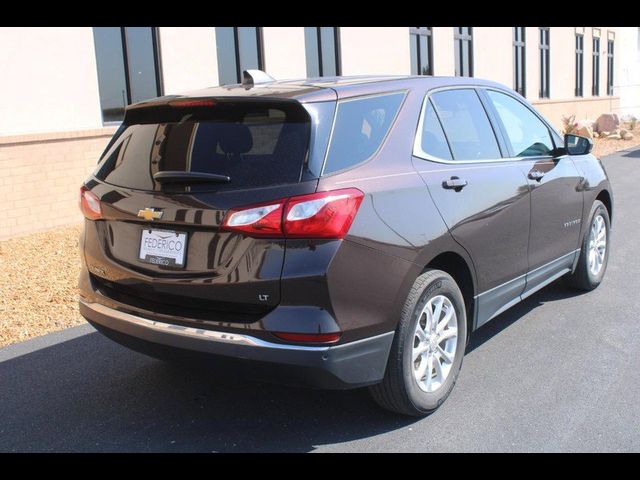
(322, 92, 405, 175)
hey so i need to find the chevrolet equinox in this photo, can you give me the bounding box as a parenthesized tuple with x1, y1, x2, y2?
(79, 72, 613, 416)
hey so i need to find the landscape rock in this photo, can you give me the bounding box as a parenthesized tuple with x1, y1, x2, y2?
(607, 133, 622, 140)
(622, 132, 634, 140)
(575, 125, 594, 139)
(595, 113, 620, 133)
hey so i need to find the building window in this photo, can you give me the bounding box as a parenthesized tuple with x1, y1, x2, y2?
(410, 27, 433, 75)
(592, 36, 600, 96)
(513, 27, 526, 96)
(454, 27, 473, 77)
(215, 27, 264, 85)
(304, 27, 341, 77)
(92, 27, 163, 123)
(607, 38, 614, 96)
(575, 33, 584, 97)
(539, 27, 550, 98)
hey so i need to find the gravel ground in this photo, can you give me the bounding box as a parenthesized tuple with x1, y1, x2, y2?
(0, 224, 84, 347)
(0, 126, 637, 348)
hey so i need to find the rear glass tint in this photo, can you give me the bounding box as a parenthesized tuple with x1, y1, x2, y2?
(94, 102, 311, 192)
(419, 99, 453, 160)
(430, 89, 501, 161)
(323, 92, 405, 175)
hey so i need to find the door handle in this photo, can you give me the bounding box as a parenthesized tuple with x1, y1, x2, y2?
(442, 176, 468, 191)
(528, 170, 546, 181)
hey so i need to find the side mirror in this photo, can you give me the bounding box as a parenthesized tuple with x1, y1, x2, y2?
(564, 134, 593, 156)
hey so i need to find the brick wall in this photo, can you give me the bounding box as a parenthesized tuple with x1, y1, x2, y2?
(0, 127, 117, 240)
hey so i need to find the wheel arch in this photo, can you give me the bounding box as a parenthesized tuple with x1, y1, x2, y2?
(422, 250, 477, 337)
(596, 189, 613, 224)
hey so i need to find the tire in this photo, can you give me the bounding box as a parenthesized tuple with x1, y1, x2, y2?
(369, 269, 468, 416)
(564, 200, 611, 291)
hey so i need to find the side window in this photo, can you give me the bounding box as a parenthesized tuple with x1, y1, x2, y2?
(323, 92, 405, 175)
(486, 90, 554, 157)
(430, 89, 501, 161)
(419, 99, 453, 160)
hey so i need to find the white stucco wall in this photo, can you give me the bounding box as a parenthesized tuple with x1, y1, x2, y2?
(338, 27, 410, 76)
(473, 27, 512, 87)
(616, 27, 640, 117)
(432, 27, 455, 76)
(158, 27, 219, 94)
(262, 27, 306, 80)
(0, 27, 102, 136)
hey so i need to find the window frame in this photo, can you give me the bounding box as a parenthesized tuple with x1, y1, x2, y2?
(93, 26, 164, 126)
(319, 90, 408, 177)
(216, 27, 265, 85)
(607, 38, 614, 96)
(592, 36, 600, 97)
(305, 27, 341, 77)
(410, 27, 434, 76)
(513, 27, 526, 97)
(454, 27, 474, 77)
(575, 33, 584, 97)
(539, 27, 551, 99)
(413, 85, 561, 165)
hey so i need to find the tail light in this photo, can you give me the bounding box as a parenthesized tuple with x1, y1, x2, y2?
(272, 332, 342, 344)
(222, 188, 364, 239)
(79, 186, 102, 220)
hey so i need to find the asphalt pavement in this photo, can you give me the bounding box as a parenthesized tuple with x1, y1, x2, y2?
(1, 147, 639, 452)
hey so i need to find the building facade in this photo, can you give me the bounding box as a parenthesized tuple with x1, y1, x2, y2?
(0, 26, 637, 239)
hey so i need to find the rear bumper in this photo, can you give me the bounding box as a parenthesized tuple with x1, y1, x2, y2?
(79, 299, 394, 390)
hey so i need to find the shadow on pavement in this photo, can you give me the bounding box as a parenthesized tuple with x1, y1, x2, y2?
(621, 148, 640, 158)
(0, 280, 585, 453)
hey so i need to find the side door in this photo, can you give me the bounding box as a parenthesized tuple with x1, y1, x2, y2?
(482, 89, 584, 298)
(412, 88, 531, 328)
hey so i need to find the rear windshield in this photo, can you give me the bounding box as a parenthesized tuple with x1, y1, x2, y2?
(94, 101, 312, 192)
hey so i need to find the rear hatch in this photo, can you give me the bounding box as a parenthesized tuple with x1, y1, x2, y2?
(83, 96, 335, 322)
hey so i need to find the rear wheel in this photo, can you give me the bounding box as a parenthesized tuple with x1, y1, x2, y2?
(369, 269, 467, 416)
(564, 200, 610, 291)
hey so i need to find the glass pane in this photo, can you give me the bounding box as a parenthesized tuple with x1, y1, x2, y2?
(419, 36, 430, 75)
(461, 41, 470, 76)
(93, 27, 128, 122)
(305, 27, 320, 77)
(487, 90, 554, 157)
(215, 27, 239, 85)
(410, 35, 418, 75)
(430, 89, 501, 161)
(125, 27, 159, 104)
(237, 27, 260, 73)
(324, 92, 405, 174)
(420, 100, 452, 160)
(95, 102, 311, 192)
(320, 27, 337, 76)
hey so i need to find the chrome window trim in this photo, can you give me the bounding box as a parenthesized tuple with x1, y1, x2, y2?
(412, 84, 561, 165)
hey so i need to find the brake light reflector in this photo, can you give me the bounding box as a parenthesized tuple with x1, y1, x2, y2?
(273, 332, 342, 344)
(79, 186, 102, 220)
(221, 188, 364, 239)
(284, 189, 364, 239)
(223, 202, 284, 237)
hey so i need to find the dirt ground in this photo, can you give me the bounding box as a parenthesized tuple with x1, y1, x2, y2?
(591, 124, 640, 158)
(1, 128, 639, 349)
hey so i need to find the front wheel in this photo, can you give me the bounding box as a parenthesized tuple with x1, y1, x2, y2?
(369, 269, 467, 416)
(564, 200, 610, 291)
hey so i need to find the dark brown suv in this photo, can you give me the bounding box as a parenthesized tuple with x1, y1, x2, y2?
(79, 73, 612, 416)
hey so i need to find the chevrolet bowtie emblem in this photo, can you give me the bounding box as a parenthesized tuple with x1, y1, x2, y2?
(137, 208, 163, 221)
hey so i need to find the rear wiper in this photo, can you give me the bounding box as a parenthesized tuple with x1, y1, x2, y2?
(153, 171, 231, 184)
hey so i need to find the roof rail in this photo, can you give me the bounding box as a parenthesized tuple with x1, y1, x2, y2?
(241, 69, 276, 88)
